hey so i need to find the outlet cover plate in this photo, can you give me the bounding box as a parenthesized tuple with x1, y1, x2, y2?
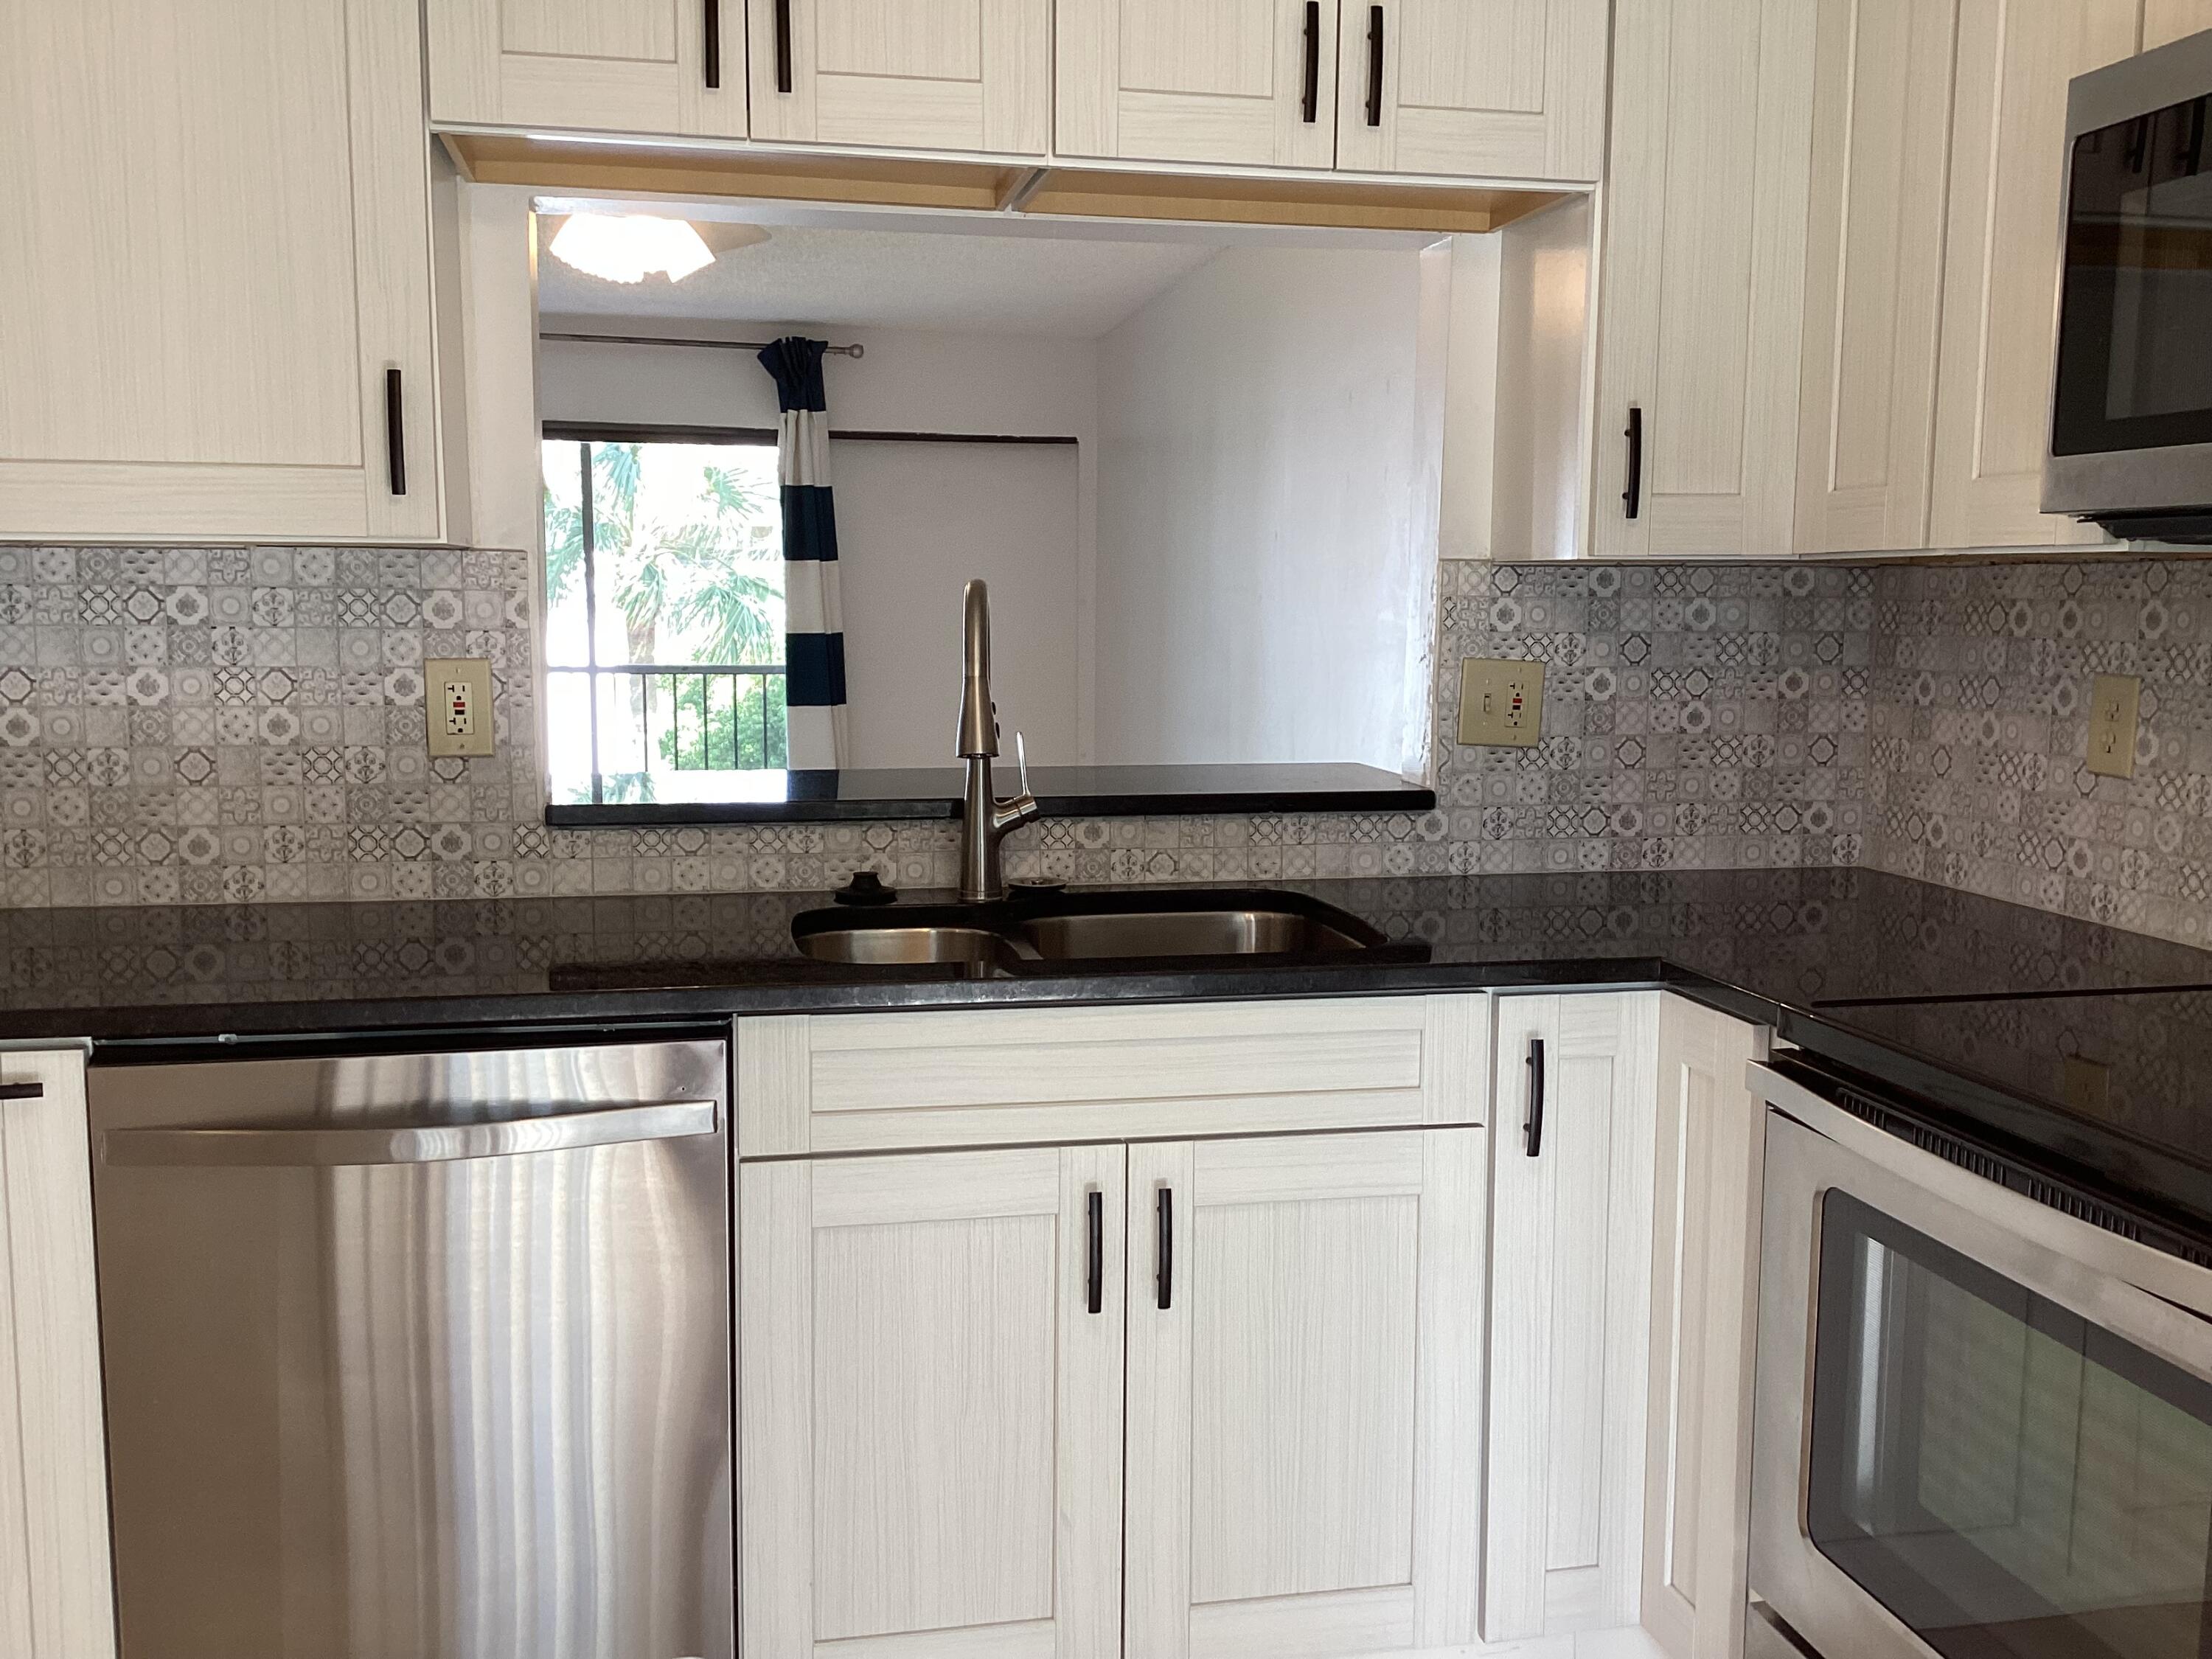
(426, 658, 495, 758)
(2086, 672, 2139, 779)
(1458, 658, 1544, 748)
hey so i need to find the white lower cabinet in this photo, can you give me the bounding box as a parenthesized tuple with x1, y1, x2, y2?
(1640, 998, 1767, 1659)
(1484, 992, 1663, 1644)
(1124, 1130, 1488, 1657)
(0, 1048, 115, 1659)
(739, 1144, 1127, 1658)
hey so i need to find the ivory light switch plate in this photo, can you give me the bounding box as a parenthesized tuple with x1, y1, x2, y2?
(426, 658, 495, 758)
(2086, 672, 2139, 779)
(1458, 658, 1545, 747)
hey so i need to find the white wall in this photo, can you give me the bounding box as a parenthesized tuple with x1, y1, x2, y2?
(538, 321, 1097, 768)
(1091, 246, 1434, 774)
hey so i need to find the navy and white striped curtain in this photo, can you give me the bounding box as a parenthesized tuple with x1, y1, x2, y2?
(758, 336, 846, 770)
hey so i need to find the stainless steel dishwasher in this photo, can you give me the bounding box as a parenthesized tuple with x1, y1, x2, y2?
(87, 1037, 732, 1659)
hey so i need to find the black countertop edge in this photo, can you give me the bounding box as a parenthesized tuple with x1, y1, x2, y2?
(543, 764, 1437, 825)
(22, 956, 1755, 1049)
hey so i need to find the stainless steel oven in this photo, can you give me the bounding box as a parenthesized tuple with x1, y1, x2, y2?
(1750, 1060, 2212, 1659)
(2045, 27, 2212, 539)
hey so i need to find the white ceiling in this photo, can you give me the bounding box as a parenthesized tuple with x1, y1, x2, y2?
(537, 220, 1227, 338)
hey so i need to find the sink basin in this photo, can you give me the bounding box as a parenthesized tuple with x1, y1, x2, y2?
(792, 888, 1389, 972)
(1012, 905, 1373, 959)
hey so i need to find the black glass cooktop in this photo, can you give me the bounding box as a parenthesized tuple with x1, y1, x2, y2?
(1792, 989, 2212, 1245)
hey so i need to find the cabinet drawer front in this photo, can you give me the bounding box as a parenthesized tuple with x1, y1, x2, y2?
(739, 995, 1489, 1155)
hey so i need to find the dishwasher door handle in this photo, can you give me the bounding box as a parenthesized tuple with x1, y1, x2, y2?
(99, 1099, 718, 1167)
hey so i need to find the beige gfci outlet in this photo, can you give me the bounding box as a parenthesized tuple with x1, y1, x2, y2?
(1458, 658, 1545, 748)
(426, 658, 495, 758)
(2086, 672, 2139, 780)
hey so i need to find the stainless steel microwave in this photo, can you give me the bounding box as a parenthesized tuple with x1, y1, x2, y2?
(2044, 28, 2212, 540)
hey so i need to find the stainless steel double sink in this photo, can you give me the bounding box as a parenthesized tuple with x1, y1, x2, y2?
(793, 887, 1395, 974)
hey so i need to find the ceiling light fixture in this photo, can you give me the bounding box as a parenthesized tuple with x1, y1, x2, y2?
(546, 213, 748, 285)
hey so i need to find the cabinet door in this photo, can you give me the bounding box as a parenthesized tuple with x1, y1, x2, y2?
(1641, 998, 1765, 1659)
(0, 1051, 115, 1659)
(2146, 0, 2212, 46)
(1056, 0, 1340, 168)
(1589, 0, 1816, 559)
(740, 1146, 1124, 1658)
(1927, 0, 2137, 549)
(1334, 0, 1609, 182)
(428, 0, 746, 136)
(1792, 0, 1958, 554)
(1125, 1130, 1486, 1657)
(1484, 992, 1661, 1644)
(748, 0, 1049, 154)
(0, 0, 446, 543)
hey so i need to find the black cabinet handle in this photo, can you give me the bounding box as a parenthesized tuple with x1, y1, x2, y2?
(1623, 405, 1643, 521)
(0, 1082, 43, 1102)
(775, 0, 793, 94)
(704, 0, 720, 88)
(1366, 5, 1384, 127)
(1523, 1037, 1546, 1158)
(1301, 1, 1320, 123)
(1086, 1189, 1104, 1314)
(384, 368, 407, 498)
(1156, 1186, 1174, 1311)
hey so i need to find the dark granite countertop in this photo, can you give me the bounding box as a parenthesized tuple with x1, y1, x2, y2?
(11, 866, 2212, 1243)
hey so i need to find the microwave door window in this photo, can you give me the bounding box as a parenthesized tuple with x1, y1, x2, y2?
(1806, 1192, 2212, 1659)
(2053, 97, 2212, 458)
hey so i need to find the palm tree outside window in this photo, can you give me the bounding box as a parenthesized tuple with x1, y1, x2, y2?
(540, 426, 788, 804)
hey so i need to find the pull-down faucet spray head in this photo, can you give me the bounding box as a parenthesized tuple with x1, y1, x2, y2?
(957, 579, 997, 759)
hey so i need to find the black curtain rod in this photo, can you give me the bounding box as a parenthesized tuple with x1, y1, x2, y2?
(542, 330, 865, 358)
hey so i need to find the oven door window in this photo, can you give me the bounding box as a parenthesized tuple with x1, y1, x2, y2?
(1808, 1191, 2212, 1658)
(2052, 94, 2212, 459)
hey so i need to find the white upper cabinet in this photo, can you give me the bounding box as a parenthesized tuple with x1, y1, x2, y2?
(1588, 0, 1816, 558)
(1056, 0, 1343, 169)
(1484, 992, 1661, 1645)
(0, 1051, 114, 1659)
(2146, 0, 2212, 46)
(427, 0, 748, 136)
(1928, 0, 2138, 550)
(748, 0, 1051, 153)
(1334, 0, 1610, 182)
(1792, 0, 1960, 555)
(1124, 1130, 1487, 1657)
(0, 0, 453, 545)
(740, 1145, 1126, 1658)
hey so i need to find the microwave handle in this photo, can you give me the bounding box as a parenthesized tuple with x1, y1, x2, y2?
(99, 1099, 717, 1168)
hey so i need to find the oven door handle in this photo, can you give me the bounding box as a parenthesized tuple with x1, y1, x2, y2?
(98, 1099, 718, 1167)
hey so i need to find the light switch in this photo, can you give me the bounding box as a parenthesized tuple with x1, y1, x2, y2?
(1457, 658, 1545, 748)
(2085, 672, 2139, 779)
(425, 658, 495, 758)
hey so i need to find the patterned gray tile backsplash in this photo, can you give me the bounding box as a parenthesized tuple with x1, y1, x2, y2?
(0, 542, 2208, 954)
(1868, 559, 2212, 950)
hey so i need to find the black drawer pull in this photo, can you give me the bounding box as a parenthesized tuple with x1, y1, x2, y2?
(1086, 1189, 1105, 1315)
(1366, 5, 1384, 127)
(384, 368, 407, 498)
(0, 1082, 44, 1102)
(1301, 1, 1320, 122)
(1156, 1185, 1174, 1310)
(775, 0, 793, 94)
(1623, 405, 1643, 521)
(704, 0, 720, 88)
(1523, 1037, 1546, 1158)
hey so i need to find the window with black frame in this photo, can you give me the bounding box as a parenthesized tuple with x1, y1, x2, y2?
(540, 426, 787, 804)
(1806, 1190, 2212, 1659)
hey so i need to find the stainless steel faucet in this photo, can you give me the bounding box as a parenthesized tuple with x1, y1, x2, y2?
(956, 579, 1039, 902)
